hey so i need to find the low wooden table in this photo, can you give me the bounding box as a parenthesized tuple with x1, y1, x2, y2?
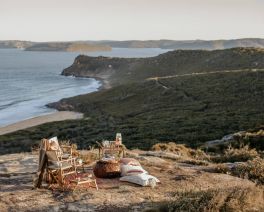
(70, 176, 98, 190)
(98, 143, 126, 159)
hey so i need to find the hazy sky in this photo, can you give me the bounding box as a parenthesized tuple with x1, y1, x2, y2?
(0, 0, 263, 41)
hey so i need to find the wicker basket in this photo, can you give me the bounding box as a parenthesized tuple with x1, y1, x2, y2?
(93, 160, 121, 178)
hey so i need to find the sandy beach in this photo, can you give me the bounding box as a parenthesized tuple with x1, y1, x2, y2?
(0, 111, 83, 135)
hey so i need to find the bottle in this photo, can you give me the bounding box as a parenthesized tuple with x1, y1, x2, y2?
(116, 133, 122, 145)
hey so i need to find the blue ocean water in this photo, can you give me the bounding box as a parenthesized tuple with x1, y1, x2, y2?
(0, 48, 169, 127)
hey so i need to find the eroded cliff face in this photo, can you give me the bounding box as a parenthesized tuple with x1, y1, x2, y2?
(62, 55, 144, 86)
(62, 55, 117, 77)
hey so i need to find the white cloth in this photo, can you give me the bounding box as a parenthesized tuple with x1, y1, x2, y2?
(120, 173, 160, 186)
(120, 164, 148, 176)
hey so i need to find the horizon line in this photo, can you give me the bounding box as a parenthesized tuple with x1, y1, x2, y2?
(1, 37, 264, 43)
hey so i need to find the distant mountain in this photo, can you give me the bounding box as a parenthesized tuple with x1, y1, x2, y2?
(0, 41, 111, 52)
(1, 38, 264, 51)
(91, 38, 264, 50)
(25, 42, 111, 52)
(0, 40, 33, 49)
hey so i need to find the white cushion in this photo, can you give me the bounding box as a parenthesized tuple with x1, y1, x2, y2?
(120, 164, 148, 176)
(48, 137, 62, 155)
(120, 173, 160, 186)
(49, 136, 58, 143)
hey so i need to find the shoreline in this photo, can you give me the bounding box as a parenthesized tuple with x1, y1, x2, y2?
(0, 111, 83, 136)
(93, 77, 112, 90)
(0, 75, 110, 136)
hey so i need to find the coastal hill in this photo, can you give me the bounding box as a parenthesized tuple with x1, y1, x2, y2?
(25, 42, 112, 52)
(0, 40, 111, 52)
(62, 47, 264, 86)
(1, 47, 264, 154)
(0, 40, 33, 49)
(93, 38, 264, 50)
(2, 38, 264, 51)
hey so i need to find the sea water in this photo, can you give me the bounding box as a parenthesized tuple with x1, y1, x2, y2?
(0, 48, 169, 127)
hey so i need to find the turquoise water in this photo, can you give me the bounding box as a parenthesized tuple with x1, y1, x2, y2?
(0, 48, 169, 127)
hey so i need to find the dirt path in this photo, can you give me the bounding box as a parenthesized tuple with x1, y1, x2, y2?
(147, 68, 264, 81)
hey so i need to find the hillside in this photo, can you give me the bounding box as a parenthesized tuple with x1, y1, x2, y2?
(51, 70, 264, 149)
(2, 38, 264, 51)
(93, 38, 264, 50)
(62, 47, 264, 86)
(25, 42, 112, 52)
(1, 48, 264, 154)
(0, 40, 111, 52)
(1, 70, 264, 154)
(0, 40, 34, 49)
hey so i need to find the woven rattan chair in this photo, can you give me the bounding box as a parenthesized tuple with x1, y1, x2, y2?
(46, 150, 77, 187)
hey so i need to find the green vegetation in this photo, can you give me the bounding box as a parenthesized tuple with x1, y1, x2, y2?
(234, 157, 264, 184)
(90, 38, 264, 50)
(0, 40, 111, 52)
(214, 157, 264, 185)
(1, 70, 264, 154)
(3, 38, 264, 50)
(212, 145, 259, 163)
(25, 42, 111, 52)
(1, 47, 264, 154)
(62, 47, 264, 86)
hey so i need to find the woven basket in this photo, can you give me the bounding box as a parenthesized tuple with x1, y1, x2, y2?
(93, 160, 121, 178)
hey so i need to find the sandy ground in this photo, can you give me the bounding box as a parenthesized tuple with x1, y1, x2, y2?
(0, 150, 262, 212)
(0, 111, 83, 135)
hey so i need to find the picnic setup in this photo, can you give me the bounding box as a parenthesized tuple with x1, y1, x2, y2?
(33, 133, 160, 191)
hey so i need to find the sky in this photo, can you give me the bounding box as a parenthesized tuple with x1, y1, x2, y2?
(0, 0, 263, 41)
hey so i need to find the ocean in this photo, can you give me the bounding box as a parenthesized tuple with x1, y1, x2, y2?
(0, 48, 169, 127)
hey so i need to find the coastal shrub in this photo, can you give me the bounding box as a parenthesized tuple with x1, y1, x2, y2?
(2, 71, 264, 154)
(189, 148, 211, 161)
(212, 145, 259, 163)
(212, 158, 264, 185)
(151, 142, 210, 166)
(233, 128, 264, 150)
(148, 187, 264, 212)
(213, 163, 231, 174)
(151, 142, 192, 156)
(233, 157, 264, 184)
(181, 159, 210, 166)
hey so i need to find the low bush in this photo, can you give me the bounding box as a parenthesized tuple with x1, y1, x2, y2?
(233, 157, 264, 184)
(151, 142, 210, 161)
(212, 145, 259, 163)
(213, 163, 231, 174)
(147, 187, 264, 212)
(151, 142, 192, 157)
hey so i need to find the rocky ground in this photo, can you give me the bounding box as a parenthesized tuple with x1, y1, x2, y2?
(0, 150, 263, 212)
